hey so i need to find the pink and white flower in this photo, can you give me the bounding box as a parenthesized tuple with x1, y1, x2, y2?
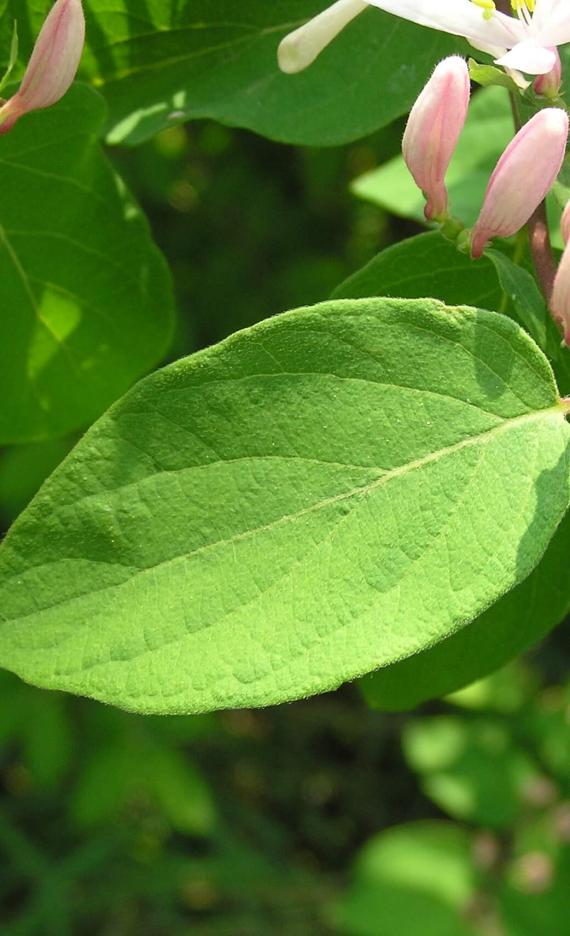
(0, 0, 85, 134)
(402, 56, 470, 220)
(471, 107, 568, 257)
(278, 1, 570, 79)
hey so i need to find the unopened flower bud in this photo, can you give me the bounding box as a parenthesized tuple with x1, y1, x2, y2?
(533, 48, 562, 98)
(0, 0, 85, 134)
(471, 108, 568, 259)
(278, 0, 367, 74)
(402, 56, 470, 221)
(561, 200, 570, 245)
(551, 244, 570, 346)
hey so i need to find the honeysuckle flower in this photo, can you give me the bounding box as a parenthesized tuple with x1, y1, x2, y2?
(278, 0, 570, 78)
(471, 107, 568, 258)
(0, 0, 85, 134)
(279, 0, 367, 73)
(402, 56, 470, 220)
(533, 45, 562, 95)
(550, 242, 570, 344)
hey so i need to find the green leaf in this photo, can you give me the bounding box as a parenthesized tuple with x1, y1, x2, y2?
(353, 86, 511, 226)
(0, 2, 461, 147)
(403, 716, 542, 828)
(0, 298, 568, 713)
(486, 250, 570, 396)
(338, 821, 478, 936)
(360, 509, 570, 712)
(338, 242, 570, 711)
(468, 58, 520, 93)
(0, 84, 174, 443)
(333, 231, 502, 310)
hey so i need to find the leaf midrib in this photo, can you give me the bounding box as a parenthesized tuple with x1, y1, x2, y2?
(1, 404, 565, 624)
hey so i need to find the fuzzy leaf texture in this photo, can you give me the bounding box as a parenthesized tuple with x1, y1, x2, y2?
(0, 298, 568, 713)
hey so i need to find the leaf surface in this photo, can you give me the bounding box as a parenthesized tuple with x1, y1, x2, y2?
(0, 298, 568, 713)
(0, 1, 461, 146)
(0, 84, 174, 443)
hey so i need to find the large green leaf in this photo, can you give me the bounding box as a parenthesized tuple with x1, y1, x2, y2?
(0, 84, 174, 443)
(337, 238, 570, 710)
(0, 298, 568, 713)
(333, 231, 502, 310)
(0, 1, 461, 147)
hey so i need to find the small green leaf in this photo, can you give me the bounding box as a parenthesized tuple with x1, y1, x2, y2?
(468, 58, 520, 93)
(486, 250, 570, 395)
(403, 716, 544, 828)
(338, 822, 478, 936)
(0, 298, 568, 713)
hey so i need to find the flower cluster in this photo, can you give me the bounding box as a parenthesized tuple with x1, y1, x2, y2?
(278, 0, 570, 87)
(279, 1, 570, 346)
(401, 56, 568, 255)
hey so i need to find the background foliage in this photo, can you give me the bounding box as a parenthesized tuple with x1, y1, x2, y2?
(0, 2, 569, 932)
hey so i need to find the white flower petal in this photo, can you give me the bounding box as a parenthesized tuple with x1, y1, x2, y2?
(534, 0, 570, 47)
(365, 0, 523, 47)
(278, 0, 367, 73)
(495, 39, 557, 74)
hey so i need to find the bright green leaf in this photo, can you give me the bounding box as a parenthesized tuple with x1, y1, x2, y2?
(0, 298, 568, 713)
(359, 509, 570, 711)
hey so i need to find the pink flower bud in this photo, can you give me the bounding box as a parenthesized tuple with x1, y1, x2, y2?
(561, 200, 570, 246)
(471, 108, 568, 259)
(402, 56, 470, 222)
(0, 0, 85, 134)
(533, 49, 562, 99)
(551, 245, 570, 346)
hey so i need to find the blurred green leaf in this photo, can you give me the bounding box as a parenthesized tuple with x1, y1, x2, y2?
(338, 821, 478, 936)
(501, 847, 570, 935)
(445, 662, 535, 714)
(0, 84, 174, 443)
(403, 716, 543, 827)
(0, 437, 73, 523)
